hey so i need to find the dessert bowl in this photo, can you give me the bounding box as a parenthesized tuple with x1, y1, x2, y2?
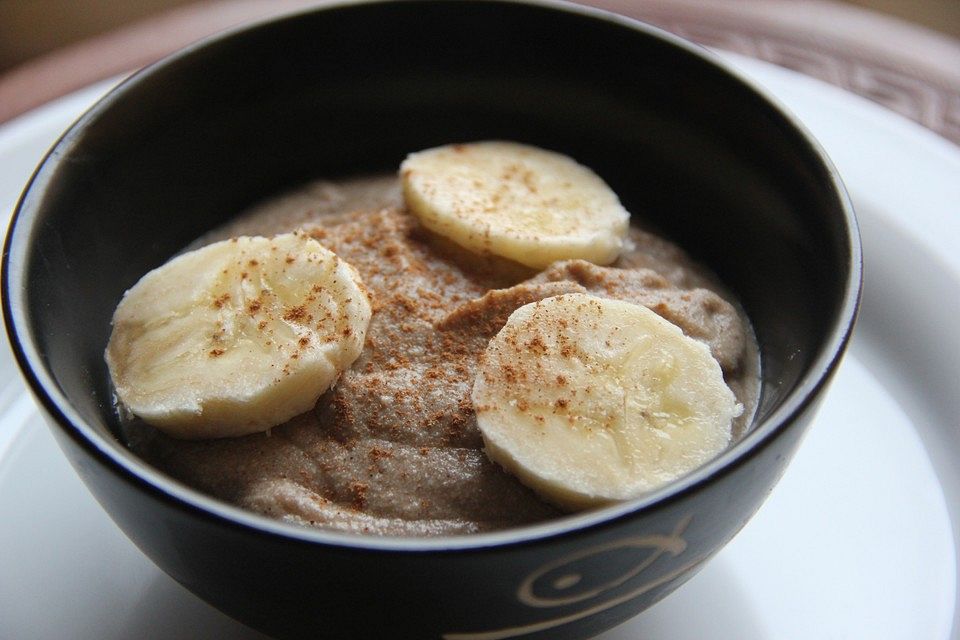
(2, 1, 860, 638)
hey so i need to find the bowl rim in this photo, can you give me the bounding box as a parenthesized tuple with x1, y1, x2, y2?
(1, 0, 862, 553)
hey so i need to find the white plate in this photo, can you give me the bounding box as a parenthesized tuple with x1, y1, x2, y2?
(0, 53, 957, 640)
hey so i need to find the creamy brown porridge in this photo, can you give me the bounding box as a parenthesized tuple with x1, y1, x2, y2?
(118, 173, 759, 536)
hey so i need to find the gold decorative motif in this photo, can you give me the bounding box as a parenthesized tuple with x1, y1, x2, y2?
(444, 516, 702, 640)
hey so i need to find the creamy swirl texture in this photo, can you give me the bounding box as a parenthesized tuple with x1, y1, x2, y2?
(122, 174, 758, 536)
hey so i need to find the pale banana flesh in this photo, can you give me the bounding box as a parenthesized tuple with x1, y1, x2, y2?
(106, 232, 371, 439)
(400, 141, 630, 269)
(472, 293, 741, 511)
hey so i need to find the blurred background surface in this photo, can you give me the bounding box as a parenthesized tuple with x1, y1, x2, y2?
(1, 0, 959, 144)
(1, 0, 958, 73)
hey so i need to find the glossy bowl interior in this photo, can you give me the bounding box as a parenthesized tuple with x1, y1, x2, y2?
(3, 1, 860, 638)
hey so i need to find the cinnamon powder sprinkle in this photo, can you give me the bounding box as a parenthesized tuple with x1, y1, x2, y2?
(349, 482, 369, 510)
(368, 447, 392, 461)
(284, 305, 307, 322)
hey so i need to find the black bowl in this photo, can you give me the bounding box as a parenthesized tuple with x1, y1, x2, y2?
(2, 1, 860, 638)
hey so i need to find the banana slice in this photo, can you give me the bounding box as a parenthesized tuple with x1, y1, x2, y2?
(106, 232, 372, 439)
(472, 293, 741, 510)
(400, 141, 629, 269)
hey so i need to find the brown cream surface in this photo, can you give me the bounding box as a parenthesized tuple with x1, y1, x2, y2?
(123, 175, 758, 536)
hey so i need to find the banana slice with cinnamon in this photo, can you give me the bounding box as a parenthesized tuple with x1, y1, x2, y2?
(472, 293, 741, 510)
(401, 141, 630, 269)
(106, 232, 371, 439)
